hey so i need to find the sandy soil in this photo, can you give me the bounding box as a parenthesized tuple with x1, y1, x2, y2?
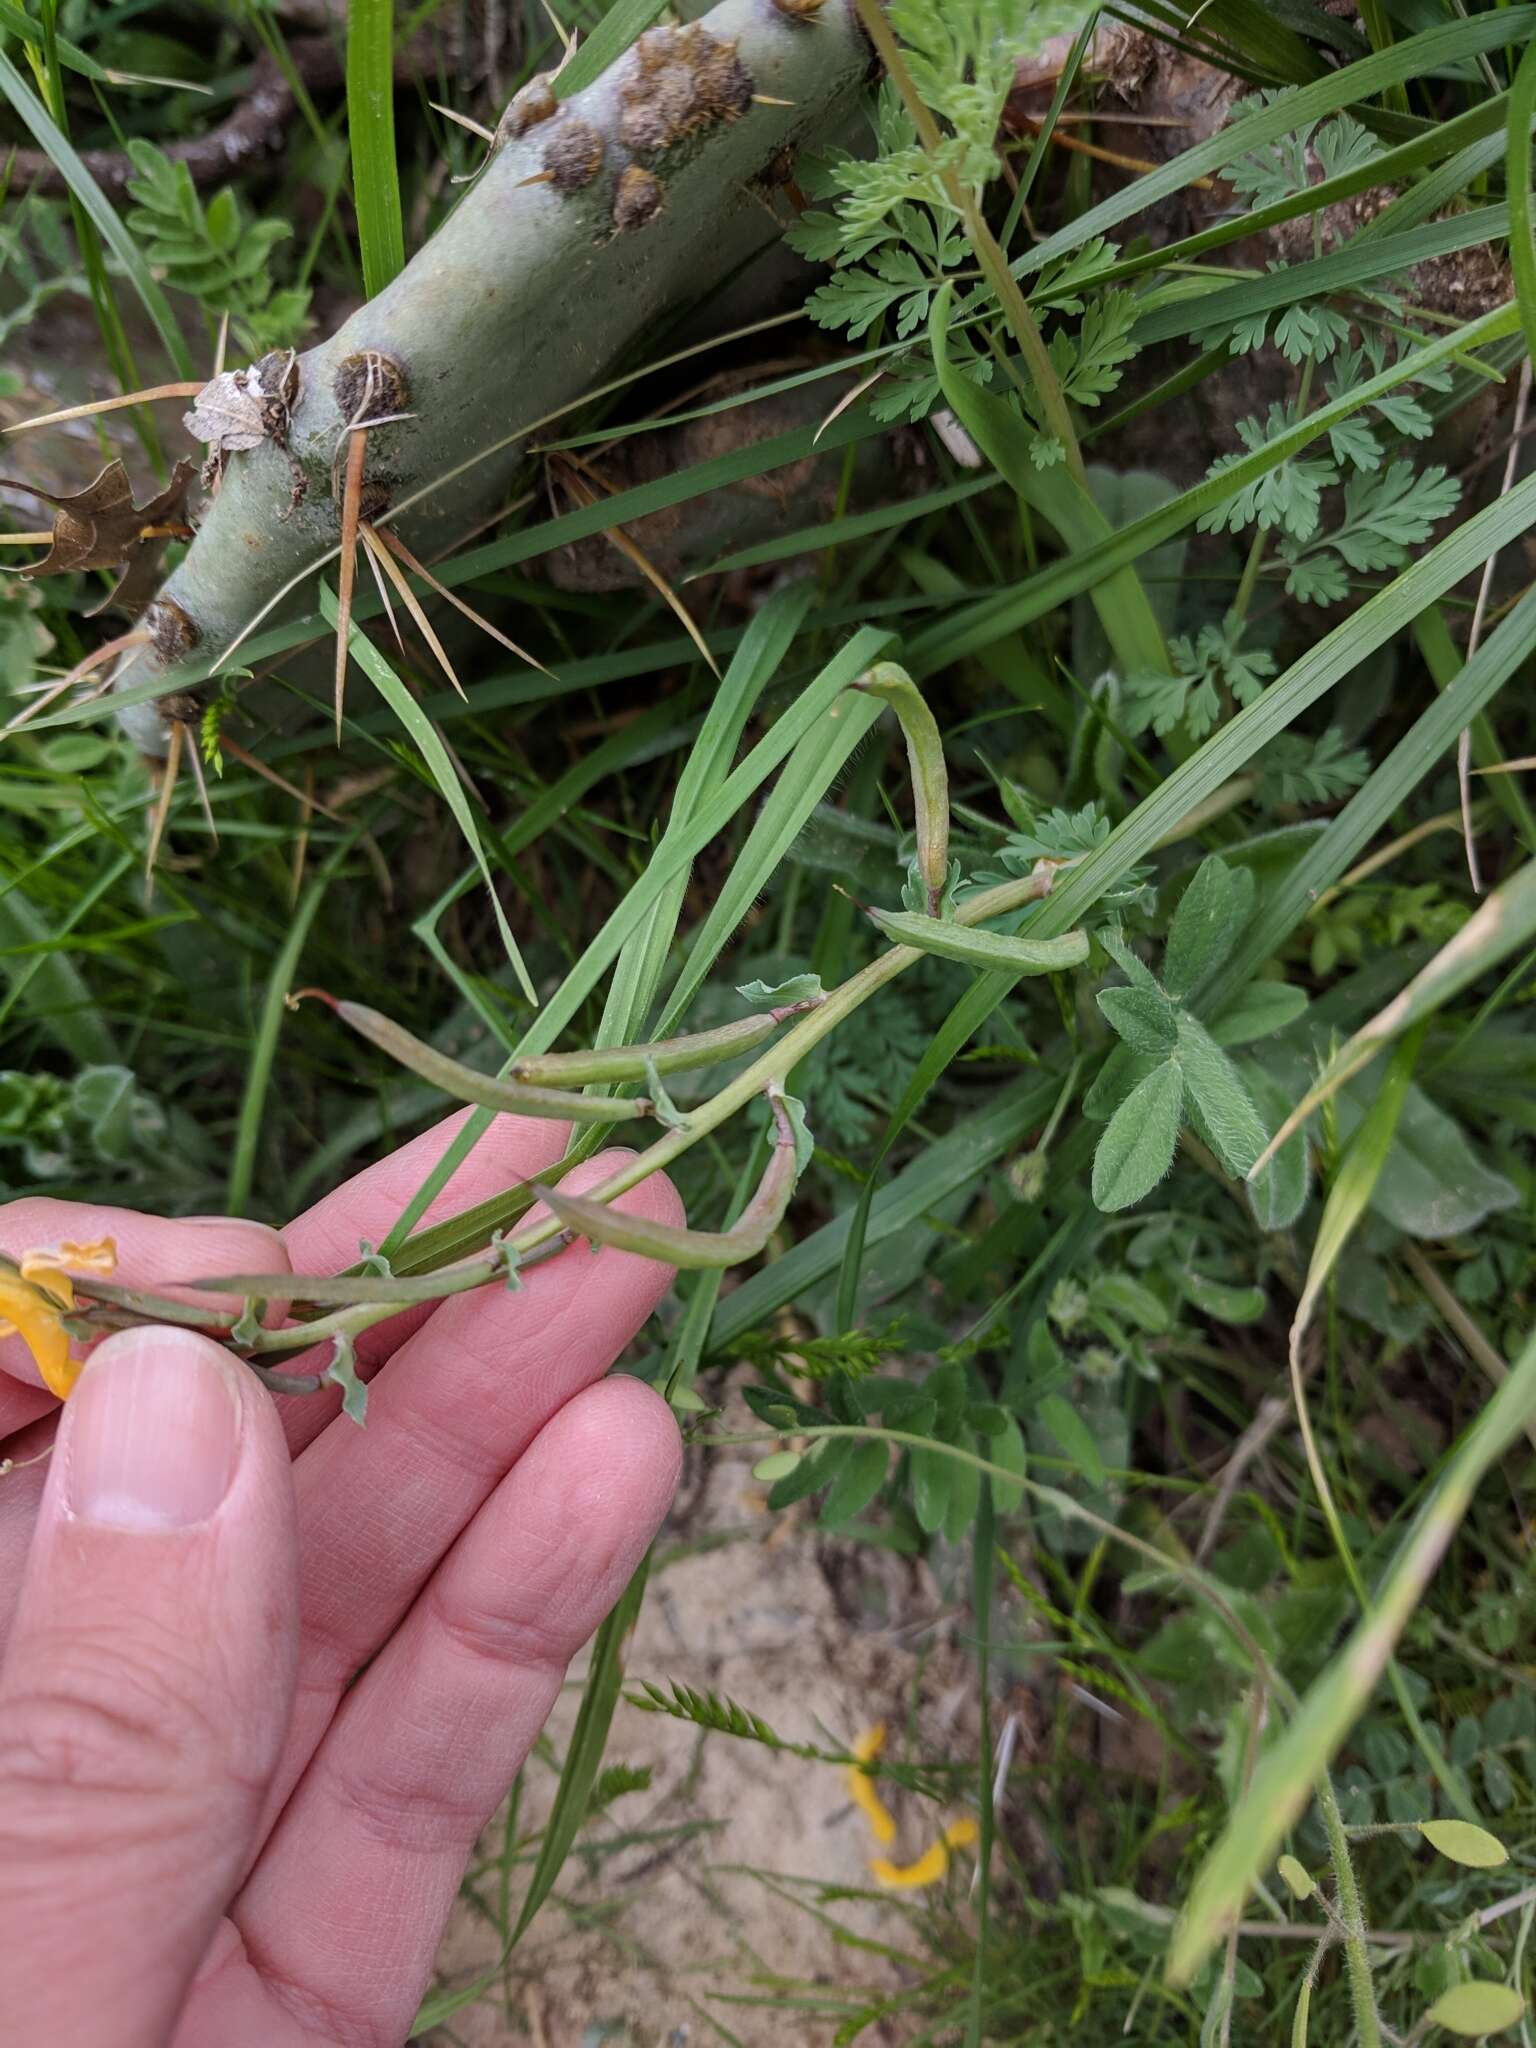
(423, 1422, 980, 2047)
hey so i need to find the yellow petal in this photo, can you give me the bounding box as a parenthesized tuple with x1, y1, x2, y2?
(21, 1234, 116, 1287)
(870, 1838, 951, 1890)
(0, 1274, 78, 1398)
(851, 1722, 886, 1763)
(944, 1817, 979, 1850)
(846, 1721, 895, 1846)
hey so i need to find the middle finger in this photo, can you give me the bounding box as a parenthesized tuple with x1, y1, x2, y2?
(261, 1150, 680, 1827)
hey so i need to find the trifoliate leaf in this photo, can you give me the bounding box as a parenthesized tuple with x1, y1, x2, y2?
(1098, 985, 1178, 1057)
(1175, 1013, 1269, 1178)
(1209, 981, 1309, 1046)
(1164, 856, 1247, 1001)
(1092, 1058, 1183, 1211)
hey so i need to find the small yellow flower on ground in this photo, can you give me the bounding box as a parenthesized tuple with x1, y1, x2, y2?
(846, 1722, 896, 1847)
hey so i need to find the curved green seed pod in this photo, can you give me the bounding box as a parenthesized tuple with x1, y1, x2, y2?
(321, 997, 653, 1123)
(853, 663, 950, 915)
(110, 0, 871, 754)
(511, 1009, 786, 1084)
(534, 1091, 802, 1268)
(869, 907, 1089, 974)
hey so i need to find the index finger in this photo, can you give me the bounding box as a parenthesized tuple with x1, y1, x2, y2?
(270, 1109, 574, 1454)
(0, 1200, 288, 1395)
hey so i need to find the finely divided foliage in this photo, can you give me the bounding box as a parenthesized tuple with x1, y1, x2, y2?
(2, 0, 1535, 2039)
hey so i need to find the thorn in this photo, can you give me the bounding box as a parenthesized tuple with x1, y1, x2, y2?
(286, 986, 338, 1011)
(371, 525, 551, 677)
(751, 94, 796, 105)
(3, 630, 150, 738)
(555, 453, 719, 678)
(360, 523, 466, 699)
(430, 98, 496, 142)
(212, 310, 230, 381)
(219, 735, 351, 823)
(144, 720, 184, 887)
(334, 428, 368, 743)
(1, 382, 205, 435)
(515, 169, 557, 188)
(360, 523, 406, 654)
(0, 531, 58, 547)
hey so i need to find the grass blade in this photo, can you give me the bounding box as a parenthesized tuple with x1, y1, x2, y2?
(555, 0, 670, 98)
(1510, 34, 1536, 372)
(346, 0, 406, 298)
(410, 1558, 652, 2028)
(1253, 862, 1536, 1175)
(318, 583, 537, 1005)
(1168, 1316, 1536, 1985)
(0, 49, 192, 382)
(227, 877, 328, 1216)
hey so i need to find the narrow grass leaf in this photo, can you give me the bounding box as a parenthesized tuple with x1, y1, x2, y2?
(227, 879, 327, 1216)
(555, 0, 669, 97)
(1013, 11, 1535, 286)
(412, 1560, 652, 2026)
(318, 584, 536, 1004)
(1168, 1317, 1536, 1985)
(1254, 862, 1536, 1176)
(0, 51, 192, 378)
(1509, 36, 1536, 374)
(379, 626, 892, 1252)
(346, 0, 406, 298)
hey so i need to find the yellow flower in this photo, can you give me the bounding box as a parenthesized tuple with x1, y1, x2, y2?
(869, 1817, 980, 1892)
(0, 1238, 116, 1399)
(846, 1722, 896, 1847)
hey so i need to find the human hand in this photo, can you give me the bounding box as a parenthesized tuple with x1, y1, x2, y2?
(0, 1112, 681, 2048)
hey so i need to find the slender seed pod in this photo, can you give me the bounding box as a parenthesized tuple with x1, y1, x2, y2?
(852, 662, 950, 914)
(301, 994, 654, 1123)
(511, 1010, 786, 1085)
(868, 909, 1089, 974)
(533, 1091, 802, 1268)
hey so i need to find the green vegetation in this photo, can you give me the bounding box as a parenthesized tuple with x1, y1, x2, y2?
(3, 0, 1536, 2038)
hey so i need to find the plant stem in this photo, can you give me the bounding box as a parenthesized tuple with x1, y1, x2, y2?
(249, 867, 1058, 1356)
(850, 0, 1086, 481)
(1314, 1770, 1383, 2048)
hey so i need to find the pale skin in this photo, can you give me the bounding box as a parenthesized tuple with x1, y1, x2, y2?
(0, 1110, 682, 2048)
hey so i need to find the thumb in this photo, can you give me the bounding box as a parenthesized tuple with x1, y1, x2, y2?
(0, 1326, 298, 2048)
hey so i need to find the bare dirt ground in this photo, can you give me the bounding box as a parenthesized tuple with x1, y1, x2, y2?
(425, 1419, 980, 2047)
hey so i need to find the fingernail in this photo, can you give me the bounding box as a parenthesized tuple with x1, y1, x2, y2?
(63, 1328, 244, 1531)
